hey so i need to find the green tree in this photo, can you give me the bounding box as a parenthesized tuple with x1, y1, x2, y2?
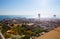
(1, 24, 11, 34)
(33, 27, 44, 36)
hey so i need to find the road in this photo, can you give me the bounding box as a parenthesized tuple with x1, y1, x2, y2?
(0, 32, 5, 39)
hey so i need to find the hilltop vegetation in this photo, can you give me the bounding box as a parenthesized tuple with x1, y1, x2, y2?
(0, 22, 47, 39)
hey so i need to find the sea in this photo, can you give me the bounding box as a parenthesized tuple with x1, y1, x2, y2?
(0, 15, 60, 21)
(0, 15, 34, 21)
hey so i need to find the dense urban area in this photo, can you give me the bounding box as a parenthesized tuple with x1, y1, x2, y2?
(0, 18, 60, 39)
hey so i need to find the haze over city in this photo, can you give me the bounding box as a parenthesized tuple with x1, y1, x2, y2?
(0, 0, 60, 39)
(0, 0, 60, 18)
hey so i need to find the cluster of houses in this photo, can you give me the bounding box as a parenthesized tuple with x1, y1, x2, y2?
(0, 18, 60, 39)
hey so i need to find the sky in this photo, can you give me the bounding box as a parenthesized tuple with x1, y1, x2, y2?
(0, 0, 60, 18)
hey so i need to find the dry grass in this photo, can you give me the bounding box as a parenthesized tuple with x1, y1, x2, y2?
(37, 27, 60, 39)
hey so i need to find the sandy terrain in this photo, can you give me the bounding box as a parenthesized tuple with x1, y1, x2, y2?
(37, 27, 60, 39)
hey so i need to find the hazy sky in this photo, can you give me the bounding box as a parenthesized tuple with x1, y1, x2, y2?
(0, 0, 60, 18)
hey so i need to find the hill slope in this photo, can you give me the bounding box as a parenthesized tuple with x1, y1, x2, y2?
(37, 26, 60, 39)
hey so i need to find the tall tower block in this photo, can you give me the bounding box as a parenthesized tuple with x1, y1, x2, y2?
(53, 14, 56, 19)
(38, 13, 40, 20)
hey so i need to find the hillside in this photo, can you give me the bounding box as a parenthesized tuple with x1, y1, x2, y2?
(37, 26, 60, 39)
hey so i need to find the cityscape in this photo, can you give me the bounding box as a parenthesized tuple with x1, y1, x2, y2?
(0, 14, 60, 39)
(0, 0, 60, 39)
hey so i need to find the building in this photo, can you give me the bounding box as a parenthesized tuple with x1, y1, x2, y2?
(38, 13, 40, 20)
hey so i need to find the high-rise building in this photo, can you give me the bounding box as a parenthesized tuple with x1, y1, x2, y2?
(53, 15, 56, 19)
(38, 13, 40, 20)
(53, 15, 56, 18)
